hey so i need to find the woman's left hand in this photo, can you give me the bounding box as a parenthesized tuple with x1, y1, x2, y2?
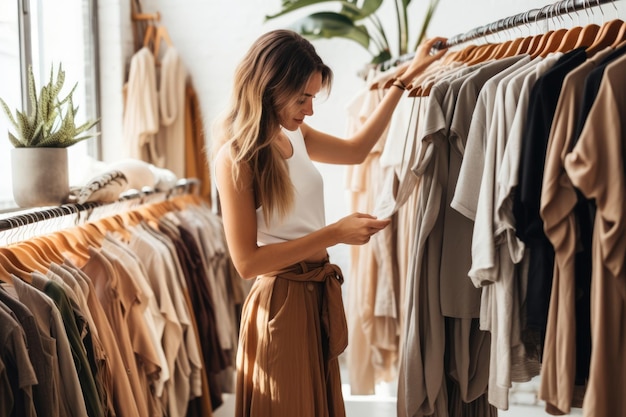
(398, 36, 448, 86)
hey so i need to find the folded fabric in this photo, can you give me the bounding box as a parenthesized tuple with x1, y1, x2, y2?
(77, 159, 178, 204)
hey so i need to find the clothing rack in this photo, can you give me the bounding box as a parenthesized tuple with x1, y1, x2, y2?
(378, 0, 619, 71)
(0, 171, 239, 415)
(0, 177, 200, 233)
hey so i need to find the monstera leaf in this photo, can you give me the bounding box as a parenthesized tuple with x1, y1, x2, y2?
(266, 0, 439, 64)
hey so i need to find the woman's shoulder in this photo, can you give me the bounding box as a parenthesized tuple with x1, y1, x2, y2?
(213, 143, 236, 185)
(213, 142, 233, 173)
(298, 124, 310, 138)
(213, 142, 253, 187)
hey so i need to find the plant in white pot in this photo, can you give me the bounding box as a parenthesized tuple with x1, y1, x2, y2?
(0, 63, 99, 208)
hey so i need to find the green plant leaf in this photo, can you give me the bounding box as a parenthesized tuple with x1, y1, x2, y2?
(16, 111, 33, 144)
(266, 0, 385, 21)
(289, 12, 371, 50)
(413, 0, 440, 50)
(0, 98, 19, 131)
(371, 49, 392, 64)
(1, 62, 99, 148)
(7, 131, 22, 148)
(266, 0, 343, 20)
(352, 0, 384, 18)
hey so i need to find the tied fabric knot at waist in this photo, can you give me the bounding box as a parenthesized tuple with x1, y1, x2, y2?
(261, 258, 348, 360)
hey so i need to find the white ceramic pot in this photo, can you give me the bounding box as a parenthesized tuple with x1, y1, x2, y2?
(11, 147, 69, 207)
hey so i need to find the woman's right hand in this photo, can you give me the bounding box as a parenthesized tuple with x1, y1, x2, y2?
(332, 212, 391, 245)
(395, 36, 448, 88)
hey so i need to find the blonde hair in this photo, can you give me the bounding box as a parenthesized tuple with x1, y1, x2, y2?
(212, 30, 332, 225)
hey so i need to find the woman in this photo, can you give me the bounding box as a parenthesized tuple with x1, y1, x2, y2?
(212, 29, 447, 417)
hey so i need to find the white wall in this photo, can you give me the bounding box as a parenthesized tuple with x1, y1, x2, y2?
(97, 0, 625, 274)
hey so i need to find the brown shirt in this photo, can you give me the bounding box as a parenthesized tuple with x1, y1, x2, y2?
(62, 260, 142, 417)
(564, 52, 626, 417)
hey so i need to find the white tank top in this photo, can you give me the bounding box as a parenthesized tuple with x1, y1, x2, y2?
(256, 128, 325, 245)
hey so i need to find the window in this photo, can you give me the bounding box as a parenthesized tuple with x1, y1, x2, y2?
(0, 0, 100, 211)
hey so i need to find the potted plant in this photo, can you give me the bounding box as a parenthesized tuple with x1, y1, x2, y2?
(0, 63, 99, 208)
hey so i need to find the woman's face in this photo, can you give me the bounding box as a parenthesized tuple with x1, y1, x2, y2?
(278, 71, 322, 131)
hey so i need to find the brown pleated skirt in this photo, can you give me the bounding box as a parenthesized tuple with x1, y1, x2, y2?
(234, 261, 347, 417)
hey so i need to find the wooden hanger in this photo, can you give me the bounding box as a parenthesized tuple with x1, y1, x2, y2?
(20, 239, 61, 265)
(140, 13, 173, 64)
(523, 33, 544, 56)
(139, 200, 175, 220)
(30, 235, 66, 264)
(611, 20, 626, 47)
(0, 251, 37, 283)
(586, 19, 624, 56)
(616, 38, 626, 49)
(464, 43, 500, 66)
(143, 23, 156, 49)
(155, 26, 173, 54)
(371, 61, 410, 91)
(96, 215, 133, 242)
(484, 40, 512, 60)
(78, 223, 105, 248)
(500, 36, 525, 57)
(573, 23, 601, 48)
(556, 26, 583, 53)
(526, 30, 554, 57)
(534, 28, 567, 58)
(13, 241, 53, 270)
(442, 44, 478, 65)
(513, 35, 535, 55)
(0, 253, 17, 283)
(48, 228, 91, 265)
(0, 246, 44, 276)
(368, 70, 392, 91)
(406, 65, 439, 97)
(0, 215, 49, 273)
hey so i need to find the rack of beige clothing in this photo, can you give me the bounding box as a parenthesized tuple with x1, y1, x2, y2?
(344, 1, 626, 416)
(0, 179, 246, 417)
(124, 1, 213, 204)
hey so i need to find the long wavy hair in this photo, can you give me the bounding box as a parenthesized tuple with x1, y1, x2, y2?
(212, 30, 333, 225)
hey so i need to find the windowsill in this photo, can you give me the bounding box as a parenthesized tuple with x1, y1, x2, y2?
(0, 200, 19, 215)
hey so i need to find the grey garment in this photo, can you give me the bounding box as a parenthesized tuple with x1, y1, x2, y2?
(397, 57, 531, 417)
(451, 55, 532, 221)
(397, 62, 467, 417)
(0, 287, 57, 417)
(12, 275, 88, 417)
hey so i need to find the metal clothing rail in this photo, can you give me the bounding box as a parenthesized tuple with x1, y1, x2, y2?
(378, 0, 619, 71)
(0, 177, 200, 233)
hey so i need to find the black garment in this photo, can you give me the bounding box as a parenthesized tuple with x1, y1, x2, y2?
(513, 48, 587, 347)
(571, 44, 626, 148)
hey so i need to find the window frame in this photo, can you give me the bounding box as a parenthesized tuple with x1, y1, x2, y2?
(0, 0, 101, 212)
